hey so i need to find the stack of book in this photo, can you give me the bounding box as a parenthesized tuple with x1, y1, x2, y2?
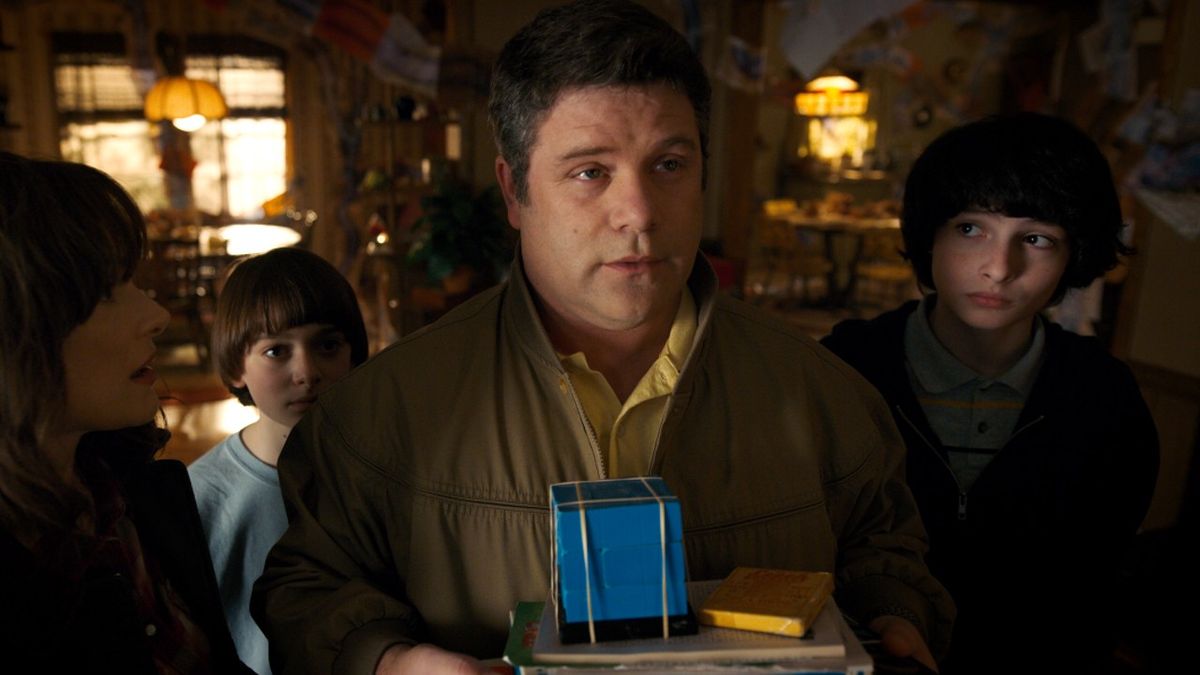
(503, 573, 874, 674)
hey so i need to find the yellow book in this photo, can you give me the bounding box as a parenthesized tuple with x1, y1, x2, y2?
(698, 567, 835, 638)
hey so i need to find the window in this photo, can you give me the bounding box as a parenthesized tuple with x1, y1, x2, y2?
(54, 33, 288, 219)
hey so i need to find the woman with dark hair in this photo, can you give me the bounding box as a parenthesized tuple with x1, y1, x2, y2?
(0, 151, 251, 674)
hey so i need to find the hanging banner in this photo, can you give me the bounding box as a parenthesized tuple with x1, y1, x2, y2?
(312, 0, 388, 62)
(780, 0, 914, 79)
(718, 35, 765, 92)
(370, 11, 440, 99)
(278, 0, 322, 22)
(308, 0, 440, 99)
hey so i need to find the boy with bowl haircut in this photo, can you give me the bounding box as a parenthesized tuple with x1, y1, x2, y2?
(188, 247, 368, 675)
(822, 112, 1159, 674)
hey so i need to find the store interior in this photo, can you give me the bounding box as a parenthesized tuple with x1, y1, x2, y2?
(1, 2, 1197, 670)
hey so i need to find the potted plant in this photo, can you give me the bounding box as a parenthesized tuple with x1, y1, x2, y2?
(406, 176, 514, 295)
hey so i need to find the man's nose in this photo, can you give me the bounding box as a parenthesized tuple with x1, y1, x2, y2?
(609, 173, 654, 233)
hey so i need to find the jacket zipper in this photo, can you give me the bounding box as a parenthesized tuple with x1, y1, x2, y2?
(896, 405, 969, 521)
(1007, 415, 1045, 443)
(896, 406, 1047, 522)
(559, 373, 607, 478)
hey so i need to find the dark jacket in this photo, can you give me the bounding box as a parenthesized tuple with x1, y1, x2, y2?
(822, 300, 1159, 674)
(1, 459, 252, 675)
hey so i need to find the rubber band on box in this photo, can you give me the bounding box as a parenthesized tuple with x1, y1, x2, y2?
(640, 477, 670, 639)
(575, 482, 597, 644)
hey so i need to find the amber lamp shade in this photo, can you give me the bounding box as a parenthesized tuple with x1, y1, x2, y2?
(794, 74, 869, 117)
(144, 76, 228, 131)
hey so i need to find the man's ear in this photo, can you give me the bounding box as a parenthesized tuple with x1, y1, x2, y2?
(495, 156, 522, 231)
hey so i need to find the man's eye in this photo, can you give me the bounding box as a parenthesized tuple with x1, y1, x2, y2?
(956, 223, 980, 236)
(657, 158, 683, 172)
(574, 168, 604, 181)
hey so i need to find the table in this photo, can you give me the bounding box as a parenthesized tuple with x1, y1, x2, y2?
(776, 213, 901, 308)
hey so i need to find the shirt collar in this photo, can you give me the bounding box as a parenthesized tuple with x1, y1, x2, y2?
(905, 294, 1045, 396)
(662, 289, 697, 375)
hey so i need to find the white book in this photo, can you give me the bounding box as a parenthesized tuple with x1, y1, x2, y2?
(530, 580, 853, 667)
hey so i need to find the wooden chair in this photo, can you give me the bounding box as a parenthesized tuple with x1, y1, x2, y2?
(749, 216, 832, 306)
(851, 228, 916, 312)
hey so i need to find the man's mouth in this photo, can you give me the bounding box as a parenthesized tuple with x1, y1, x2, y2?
(605, 256, 661, 272)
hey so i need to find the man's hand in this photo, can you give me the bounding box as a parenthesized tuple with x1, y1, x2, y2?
(375, 643, 488, 675)
(868, 614, 938, 673)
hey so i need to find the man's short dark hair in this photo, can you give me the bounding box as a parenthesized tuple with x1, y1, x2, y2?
(901, 112, 1132, 304)
(488, 0, 711, 203)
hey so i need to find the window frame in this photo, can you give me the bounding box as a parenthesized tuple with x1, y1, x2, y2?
(53, 31, 290, 218)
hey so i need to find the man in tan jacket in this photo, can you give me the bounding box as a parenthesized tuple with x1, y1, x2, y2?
(254, 2, 954, 673)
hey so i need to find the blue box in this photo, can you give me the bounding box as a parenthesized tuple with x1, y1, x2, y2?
(550, 477, 695, 642)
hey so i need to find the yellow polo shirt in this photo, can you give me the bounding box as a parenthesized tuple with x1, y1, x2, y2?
(558, 291, 697, 477)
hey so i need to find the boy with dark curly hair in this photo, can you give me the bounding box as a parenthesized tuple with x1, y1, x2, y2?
(823, 112, 1159, 674)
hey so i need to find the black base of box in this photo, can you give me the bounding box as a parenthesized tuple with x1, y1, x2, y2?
(557, 605, 699, 644)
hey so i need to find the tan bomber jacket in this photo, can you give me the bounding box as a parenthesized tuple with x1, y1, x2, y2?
(253, 254, 954, 674)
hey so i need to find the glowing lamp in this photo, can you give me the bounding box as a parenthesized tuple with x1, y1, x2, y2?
(216, 224, 302, 256)
(794, 74, 869, 117)
(144, 76, 228, 131)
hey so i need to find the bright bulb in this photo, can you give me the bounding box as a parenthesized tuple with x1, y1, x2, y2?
(217, 224, 302, 256)
(171, 114, 207, 132)
(806, 75, 860, 93)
